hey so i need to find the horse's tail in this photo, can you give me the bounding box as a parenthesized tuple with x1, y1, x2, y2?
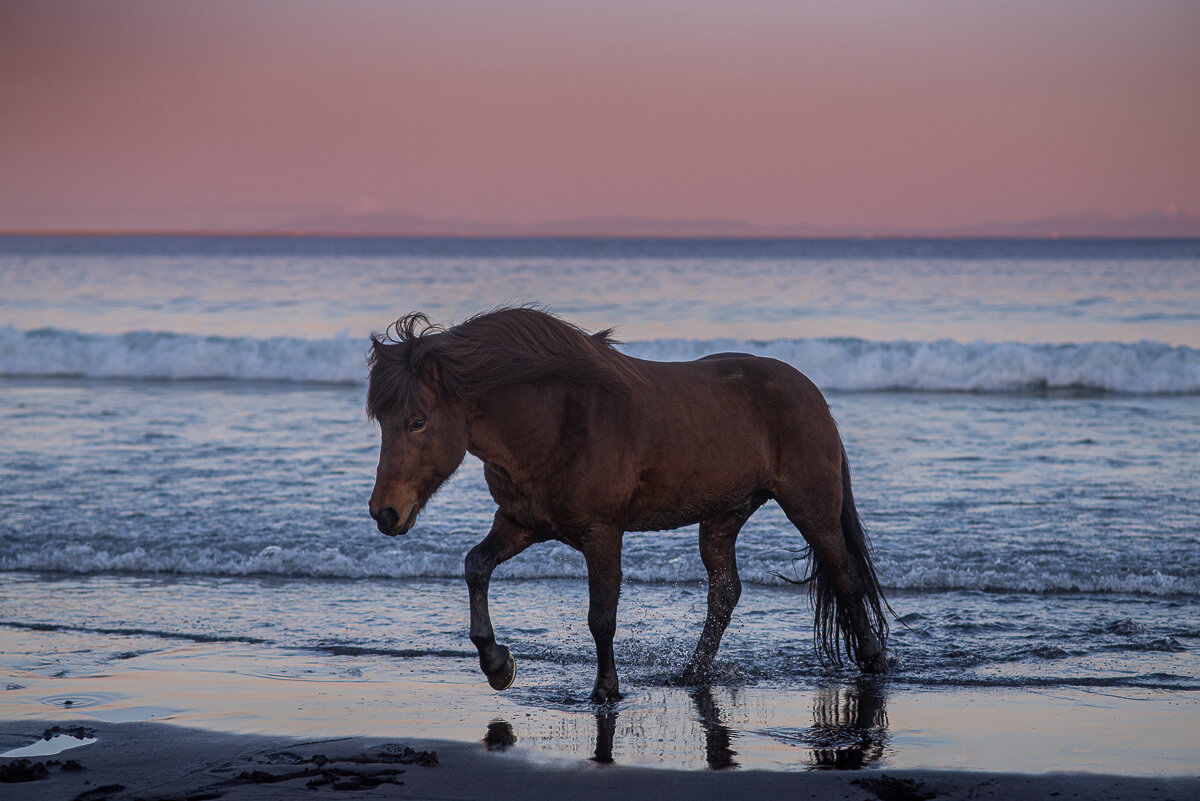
(810, 443, 890, 668)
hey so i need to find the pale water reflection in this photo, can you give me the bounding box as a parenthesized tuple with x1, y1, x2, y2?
(3, 236, 1197, 345)
(487, 681, 890, 770)
(1, 633, 1197, 774)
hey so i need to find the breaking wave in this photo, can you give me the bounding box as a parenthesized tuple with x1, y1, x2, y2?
(1, 326, 1197, 394)
(622, 338, 1200, 394)
(3, 542, 1196, 597)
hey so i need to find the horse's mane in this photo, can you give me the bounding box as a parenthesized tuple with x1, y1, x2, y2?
(366, 306, 640, 420)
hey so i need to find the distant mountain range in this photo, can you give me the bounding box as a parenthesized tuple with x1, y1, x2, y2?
(276, 211, 819, 238)
(276, 208, 1200, 238)
(5, 208, 1199, 239)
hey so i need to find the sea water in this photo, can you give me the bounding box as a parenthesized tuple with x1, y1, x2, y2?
(1, 236, 1198, 745)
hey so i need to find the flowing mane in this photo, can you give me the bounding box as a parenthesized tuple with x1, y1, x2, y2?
(366, 306, 638, 420)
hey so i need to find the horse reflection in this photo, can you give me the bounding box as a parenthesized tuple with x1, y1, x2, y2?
(483, 719, 517, 751)
(484, 683, 884, 769)
(592, 709, 617, 764)
(807, 681, 888, 769)
(689, 686, 739, 769)
(589, 689, 738, 768)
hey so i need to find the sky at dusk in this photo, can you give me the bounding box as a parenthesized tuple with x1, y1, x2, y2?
(2, 0, 1198, 232)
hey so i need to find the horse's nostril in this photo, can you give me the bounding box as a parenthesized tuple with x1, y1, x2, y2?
(376, 505, 400, 533)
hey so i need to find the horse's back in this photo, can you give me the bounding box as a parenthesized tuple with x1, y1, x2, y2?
(619, 352, 839, 529)
(633, 352, 830, 426)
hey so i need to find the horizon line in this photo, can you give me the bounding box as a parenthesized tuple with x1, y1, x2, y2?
(3, 228, 1200, 241)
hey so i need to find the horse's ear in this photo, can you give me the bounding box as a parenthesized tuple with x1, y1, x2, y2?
(365, 338, 382, 376)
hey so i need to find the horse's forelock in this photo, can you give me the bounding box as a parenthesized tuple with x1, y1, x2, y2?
(367, 316, 441, 421)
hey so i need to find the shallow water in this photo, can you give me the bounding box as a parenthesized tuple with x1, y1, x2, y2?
(1, 375, 1196, 698)
(1, 235, 1198, 772)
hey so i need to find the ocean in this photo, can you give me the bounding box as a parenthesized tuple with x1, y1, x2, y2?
(1, 235, 1198, 769)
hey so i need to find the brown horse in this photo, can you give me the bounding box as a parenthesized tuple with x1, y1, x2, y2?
(367, 307, 889, 703)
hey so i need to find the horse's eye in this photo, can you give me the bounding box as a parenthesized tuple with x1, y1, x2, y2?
(409, 418, 427, 433)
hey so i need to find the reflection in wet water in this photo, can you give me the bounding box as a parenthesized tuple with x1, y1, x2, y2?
(717, 680, 889, 769)
(803, 681, 889, 769)
(490, 681, 888, 770)
(690, 686, 739, 770)
(483, 719, 517, 751)
(592, 709, 617, 764)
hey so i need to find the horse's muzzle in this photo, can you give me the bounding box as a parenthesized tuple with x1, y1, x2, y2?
(372, 503, 418, 536)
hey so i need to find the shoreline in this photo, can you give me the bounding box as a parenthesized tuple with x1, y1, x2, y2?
(3, 633, 1199, 782)
(2, 720, 1198, 801)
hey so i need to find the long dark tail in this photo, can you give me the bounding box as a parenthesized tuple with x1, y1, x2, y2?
(811, 444, 890, 668)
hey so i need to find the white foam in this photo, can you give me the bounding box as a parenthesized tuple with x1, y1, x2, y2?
(622, 338, 1200, 394)
(2, 326, 1196, 393)
(0, 326, 366, 383)
(3, 543, 1195, 597)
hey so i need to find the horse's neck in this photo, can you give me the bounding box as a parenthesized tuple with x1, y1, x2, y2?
(468, 388, 552, 472)
(464, 384, 561, 476)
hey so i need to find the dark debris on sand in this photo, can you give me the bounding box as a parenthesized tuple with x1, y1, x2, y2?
(72, 784, 126, 801)
(134, 743, 441, 799)
(1, 757, 87, 784)
(43, 725, 97, 741)
(0, 758, 50, 783)
(852, 774, 938, 801)
(225, 744, 438, 793)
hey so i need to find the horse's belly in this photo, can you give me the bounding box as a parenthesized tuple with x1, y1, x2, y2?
(625, 482, 763, 532)
(625, 508, 709, 532)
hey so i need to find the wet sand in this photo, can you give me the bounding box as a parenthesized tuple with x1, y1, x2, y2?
(2, 636, 1198, 800)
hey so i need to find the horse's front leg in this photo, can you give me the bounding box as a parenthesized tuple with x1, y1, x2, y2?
(465, 513, 532, 690)
(682, 512, 747, 684)
(582, 529, 624, 703)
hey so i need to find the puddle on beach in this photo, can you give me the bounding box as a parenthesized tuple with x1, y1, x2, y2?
(2, 733, 97, 758)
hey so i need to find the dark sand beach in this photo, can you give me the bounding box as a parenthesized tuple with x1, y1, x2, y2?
(1, 719, 1197, 801)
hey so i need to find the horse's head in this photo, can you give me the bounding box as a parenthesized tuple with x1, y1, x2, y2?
(367, 328, 469, 536)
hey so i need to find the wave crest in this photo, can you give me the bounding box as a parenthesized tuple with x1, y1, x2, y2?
(1, 326, 1197, 394)
(623, 338, 1200, 394)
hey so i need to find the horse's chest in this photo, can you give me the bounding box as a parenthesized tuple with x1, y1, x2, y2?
(484, 467, 560, 533)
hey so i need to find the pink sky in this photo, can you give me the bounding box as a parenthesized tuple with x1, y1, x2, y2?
(2, 0, 1198, 232)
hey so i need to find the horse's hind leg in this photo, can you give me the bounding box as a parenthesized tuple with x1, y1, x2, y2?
(465, 512, 534, 690)
(776, 480, 887, 671)
(682, 503, 759, 684)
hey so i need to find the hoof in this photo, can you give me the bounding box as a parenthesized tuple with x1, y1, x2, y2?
(678, 663, 709, 686)
(589, 685, 622, 705)
(486, 651, 516, 691)
(862, 649, 898, 674)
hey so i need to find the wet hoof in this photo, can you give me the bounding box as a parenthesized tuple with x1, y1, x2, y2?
(678, 662, 710, 686)
(862, 649, 899, 674)
(589, 685, 622, 705)
(485, 649, 516, 691)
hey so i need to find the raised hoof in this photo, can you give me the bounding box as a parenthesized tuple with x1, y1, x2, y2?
(485, 651, 516, 691)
